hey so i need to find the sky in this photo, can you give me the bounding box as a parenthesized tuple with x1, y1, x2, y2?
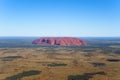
(0, 0, 120, 37)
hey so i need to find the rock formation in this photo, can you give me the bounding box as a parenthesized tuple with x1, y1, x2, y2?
(32, 37, 87, 46)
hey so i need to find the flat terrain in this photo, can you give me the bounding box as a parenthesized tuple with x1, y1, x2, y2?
(0, 37, 120, 80)
(0, 47, 120, 80)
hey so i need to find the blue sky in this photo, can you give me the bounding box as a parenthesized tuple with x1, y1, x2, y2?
(0, 0, 120, 37)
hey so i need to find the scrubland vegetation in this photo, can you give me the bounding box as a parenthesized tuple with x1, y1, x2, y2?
(0, 46, 120, 80)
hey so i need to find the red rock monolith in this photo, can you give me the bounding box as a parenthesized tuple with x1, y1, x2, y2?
(32, 37, 87, 46)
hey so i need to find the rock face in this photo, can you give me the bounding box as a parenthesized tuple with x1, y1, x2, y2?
(32, 37, 87, 46)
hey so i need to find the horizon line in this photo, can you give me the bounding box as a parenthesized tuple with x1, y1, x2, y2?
(0, 36, 120, 38)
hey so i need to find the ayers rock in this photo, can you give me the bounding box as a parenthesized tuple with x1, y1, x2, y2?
(32, 37, 87, 46)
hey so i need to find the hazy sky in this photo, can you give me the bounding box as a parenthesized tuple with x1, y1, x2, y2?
(0, 0, 120, 37)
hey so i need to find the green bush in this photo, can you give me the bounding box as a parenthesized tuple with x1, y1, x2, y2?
(47, 63, 67, 67)
(5, 70, 41, 80)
